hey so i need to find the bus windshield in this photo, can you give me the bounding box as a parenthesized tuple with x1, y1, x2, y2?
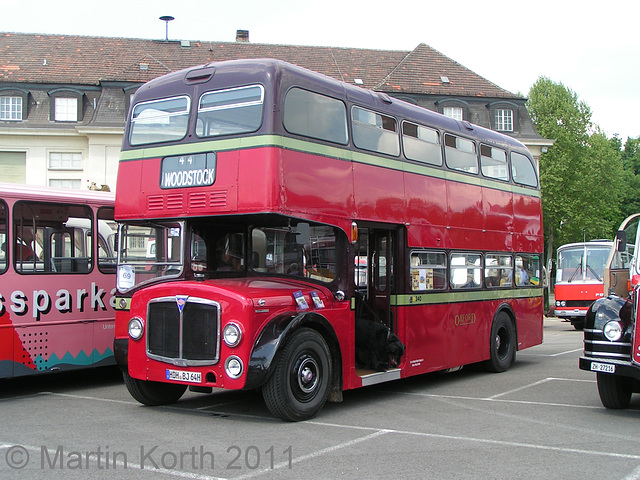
(117, 218, 339, 292)
(117, 222, 183, 292)
(557, 244, 611, 282)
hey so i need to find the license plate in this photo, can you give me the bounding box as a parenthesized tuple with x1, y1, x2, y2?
(166, 369, 202, 383)
(590, 362, 615, 374)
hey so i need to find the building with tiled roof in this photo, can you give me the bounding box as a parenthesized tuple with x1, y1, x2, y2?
(0, 31, 550, 190)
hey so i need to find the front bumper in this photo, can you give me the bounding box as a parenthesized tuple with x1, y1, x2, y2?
(579, 356, 640, 381)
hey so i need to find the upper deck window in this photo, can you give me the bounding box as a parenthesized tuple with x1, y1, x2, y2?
(511, 152, 538, 188)
(402, 122, 442, 166)
(444, 134, 477, 174)
(352, 106, 400, 156)
(130, 96, 190, 146)
(283, 88, 348, 145)
(196, 85, 264, 138)
(480, 145, 508, 181)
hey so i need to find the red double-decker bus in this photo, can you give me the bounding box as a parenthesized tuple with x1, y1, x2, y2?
(114, 59, 543, 421)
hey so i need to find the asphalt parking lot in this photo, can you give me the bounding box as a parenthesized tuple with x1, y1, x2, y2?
(2, 316, 640, 480)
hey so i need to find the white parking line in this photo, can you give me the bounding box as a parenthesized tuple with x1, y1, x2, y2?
(44, 392, 138, 405)
(488, 378, 555, 399)
(520, 347, 583, 357)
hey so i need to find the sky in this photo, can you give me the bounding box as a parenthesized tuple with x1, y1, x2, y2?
(4, 0, 640, 142)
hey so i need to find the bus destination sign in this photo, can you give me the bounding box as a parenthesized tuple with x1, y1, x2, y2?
(160, 152, 216, 189)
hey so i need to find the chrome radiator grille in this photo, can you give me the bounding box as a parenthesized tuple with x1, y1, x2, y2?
(147, 296, 220, 366)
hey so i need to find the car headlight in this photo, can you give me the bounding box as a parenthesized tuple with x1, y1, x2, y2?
(225, 356, 243, 379)
(560, 301, 566, 307)
(128, 317, 144, 340)
(223, 323, 242, 347)
(603, 321, 623, 342)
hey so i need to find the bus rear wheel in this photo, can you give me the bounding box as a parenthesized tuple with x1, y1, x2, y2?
(123, 372, 187, 406)
(262, 328, 332, 421)
(484, 312, 515, 373)
(597, 373, 632, 409)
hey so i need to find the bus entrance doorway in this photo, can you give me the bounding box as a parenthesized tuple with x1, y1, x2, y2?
(354, 226, 403, 378)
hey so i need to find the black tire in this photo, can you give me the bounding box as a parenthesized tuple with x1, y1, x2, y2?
(484, 312, 516, 373)
(262, 328, 332, 421)
(572, 319, 585, 331)
(123, 372, 187, 406)
(597, 373, 632, 409)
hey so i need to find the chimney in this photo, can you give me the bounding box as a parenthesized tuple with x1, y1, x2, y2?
(236, 30, 249, 43)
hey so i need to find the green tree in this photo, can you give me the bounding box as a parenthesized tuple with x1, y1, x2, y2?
(527, 77, 624, 261)
(619, 137, 640, 219)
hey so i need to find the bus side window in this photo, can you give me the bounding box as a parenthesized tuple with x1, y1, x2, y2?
(0, 199, 6, 273)
(450, 252, 482, 289)
(515, 254, 541, 286)
(97, 207, 117, 274)
(410, 250, 446, 291)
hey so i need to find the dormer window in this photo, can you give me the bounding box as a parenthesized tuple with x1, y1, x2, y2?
(436, 99, 469, 121)
(443, 106, 463, 121)
(495, 109, 513, 132)
(48, 89, 84, 123)
(0, 96, 22, 120)
(55, 97, 78, 122)
(488, 101, 518, 133)
(0, 89, 29, 121)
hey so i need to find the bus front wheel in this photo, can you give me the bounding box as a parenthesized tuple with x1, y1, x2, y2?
(123, 372, 187, 406)
(597, 373, 632, 409)
(262, 328, 332, 421)
(484, 312, 516, 373)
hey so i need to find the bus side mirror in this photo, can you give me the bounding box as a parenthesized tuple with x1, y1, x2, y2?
(295, 223, 310, 245)
(616, 230, 627, 252)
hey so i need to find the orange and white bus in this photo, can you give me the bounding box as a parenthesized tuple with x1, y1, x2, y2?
(114, 59, 543, 421)
(0, 183, 116, 378)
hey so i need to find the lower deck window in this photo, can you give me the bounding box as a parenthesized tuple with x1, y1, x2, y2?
(410, 251, 446, 291)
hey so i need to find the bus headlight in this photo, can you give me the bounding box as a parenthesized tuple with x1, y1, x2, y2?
(603, 321, 623, 342)
(225, 356, 243, 379)
(128, 317, 144, 340)
(223, 323, 242, 347)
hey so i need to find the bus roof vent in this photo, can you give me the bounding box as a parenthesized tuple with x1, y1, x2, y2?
(377, 92, 393, 104)
(184, 66, 215, 85)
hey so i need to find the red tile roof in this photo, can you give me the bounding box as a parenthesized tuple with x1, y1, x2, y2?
(0, 32, 518, 99)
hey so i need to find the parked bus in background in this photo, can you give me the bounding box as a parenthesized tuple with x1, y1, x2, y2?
(114, 59, 543, 421)
(0, 183, 116, 378)
(580, 213, 640, 409)
(553, 241, 613, 330)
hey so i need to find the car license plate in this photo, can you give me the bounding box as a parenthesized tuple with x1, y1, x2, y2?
(166, 369, 202, 383)
(590, 362, 615, 374)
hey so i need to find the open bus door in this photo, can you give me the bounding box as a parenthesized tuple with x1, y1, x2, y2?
(604, 213, 640, 297)
(355, 227, 397, 331)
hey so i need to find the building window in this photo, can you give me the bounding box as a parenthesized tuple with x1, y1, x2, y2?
(49, 179, 82, 189)
(443, 106, 463, 121)
(54, 97, 78, 122)
(0, 96, 23, 121)
(49, 152, 82, 170)
(495, 109, 513, 131)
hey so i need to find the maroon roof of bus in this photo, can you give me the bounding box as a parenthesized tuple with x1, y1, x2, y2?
(0, 32, 518, 99)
